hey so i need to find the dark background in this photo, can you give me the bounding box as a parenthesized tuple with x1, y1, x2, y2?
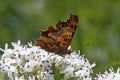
(0, 0, 120, 79)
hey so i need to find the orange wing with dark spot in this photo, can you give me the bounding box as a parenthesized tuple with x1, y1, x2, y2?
(35, 14, 78, 55)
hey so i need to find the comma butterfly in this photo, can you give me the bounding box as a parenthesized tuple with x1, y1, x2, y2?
(35, 14, 78, 55)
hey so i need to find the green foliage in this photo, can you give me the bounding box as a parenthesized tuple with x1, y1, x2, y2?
(52, 62, 65, 80)
(0, 0, 120, 79)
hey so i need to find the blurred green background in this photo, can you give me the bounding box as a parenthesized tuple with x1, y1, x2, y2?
(0, 0, 120, 79)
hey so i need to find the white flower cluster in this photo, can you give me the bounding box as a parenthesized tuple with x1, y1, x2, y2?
(94, 68, 120, 80)
(0, 40, 54, 80)
(1, 40, 120, 80)
(0, 40, 95, 80)
(61, 53, 95, 80)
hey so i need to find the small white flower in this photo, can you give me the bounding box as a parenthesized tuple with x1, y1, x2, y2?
(50, 54, 63, 66)
(28, 76, 36, 80)
(8, 72, 25, 80)
(40, 71, 54, 80)
(94, 68, 120, 80)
